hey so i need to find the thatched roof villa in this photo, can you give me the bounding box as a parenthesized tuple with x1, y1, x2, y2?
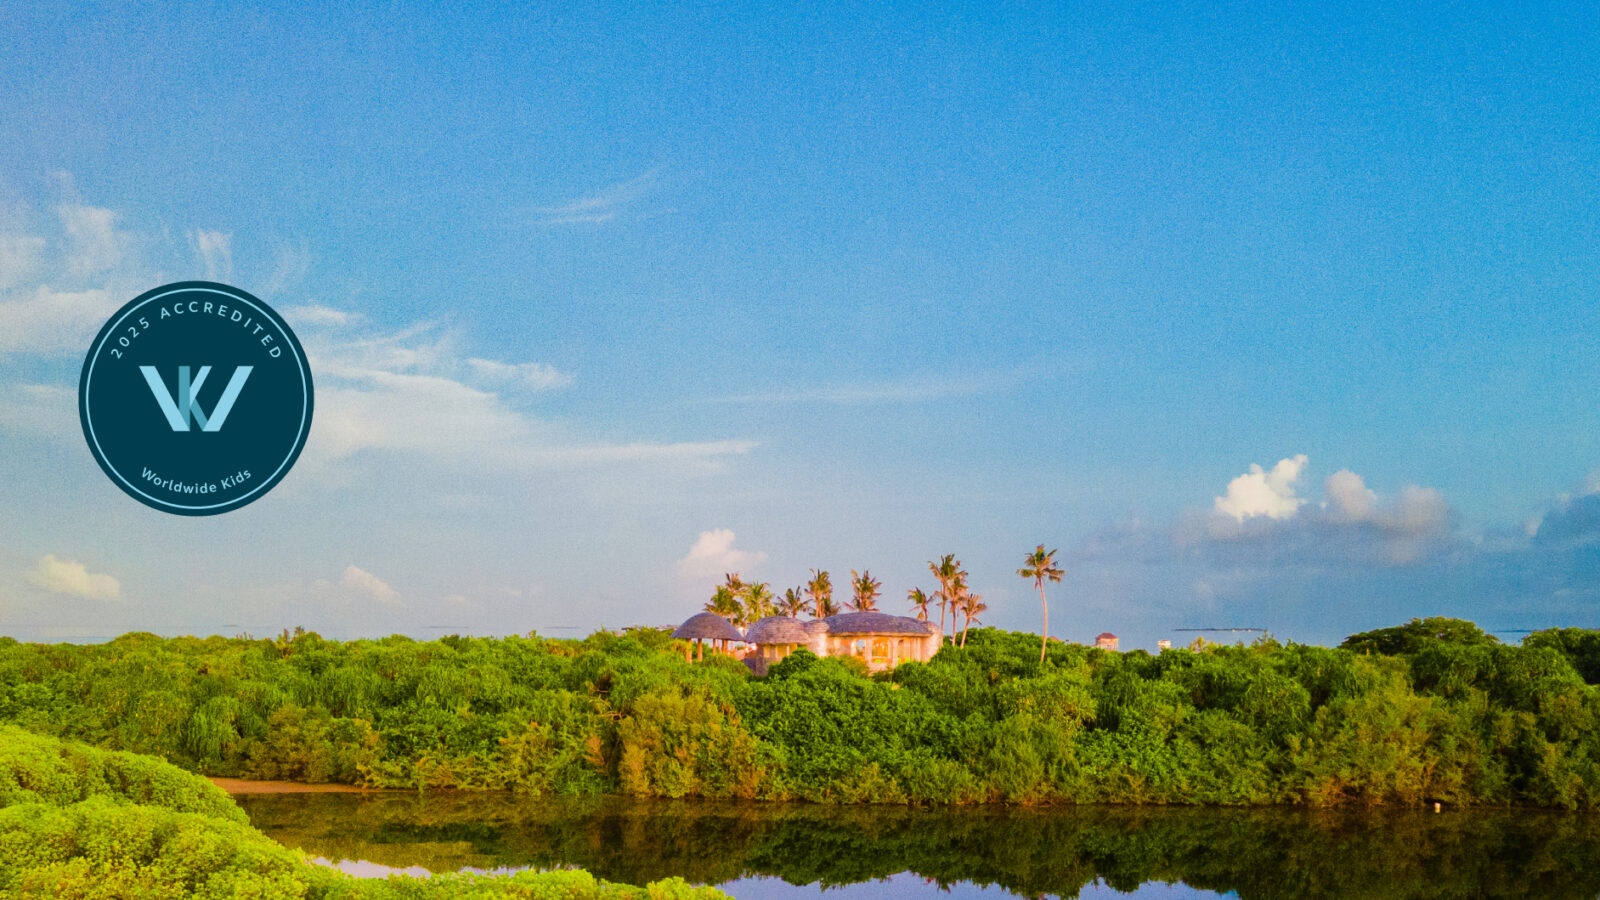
(672, 611, 745, 661)
(681, 610, 940, 673)
(812, 612, 940, 671)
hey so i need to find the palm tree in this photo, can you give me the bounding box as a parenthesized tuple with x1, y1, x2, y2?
(907, 587, 931, 621)
(779, 586, 809, 618)
(849, 570, 882, 611)
(806, 569, 837, 619)
(1019, 544, 1064, 663)
(948, 571, 971, 645)
(929, 555, 960, 645)
(704, 584, 741, 620)
(742, 581, 775, 625)
(957, 588, 986, 648)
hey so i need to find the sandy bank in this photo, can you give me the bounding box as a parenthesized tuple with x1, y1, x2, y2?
(211, 778, 372, 794)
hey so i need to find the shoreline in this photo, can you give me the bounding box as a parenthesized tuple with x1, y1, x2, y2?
(211, 777, 374, 794)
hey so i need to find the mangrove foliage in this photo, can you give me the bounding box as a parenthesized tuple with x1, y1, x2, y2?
(1, 618, 1597, 807)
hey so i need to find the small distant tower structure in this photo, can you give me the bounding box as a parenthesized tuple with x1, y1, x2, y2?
(1157, 639, 1172, 651)
(1094, 632, 1119, 651)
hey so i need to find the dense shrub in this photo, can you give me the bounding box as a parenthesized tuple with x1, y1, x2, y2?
(1, 621, 1598, 807)
(0, 729, 728, 899)
(0, 725, 243, 821)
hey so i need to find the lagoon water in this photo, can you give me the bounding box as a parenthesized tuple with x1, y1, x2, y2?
(235, 792, 1599, 899)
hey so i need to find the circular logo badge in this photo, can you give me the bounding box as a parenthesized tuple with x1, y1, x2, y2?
(79, 281, 314, 515)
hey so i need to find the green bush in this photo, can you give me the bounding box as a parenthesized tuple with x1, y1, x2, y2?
(2, 621, 1598, 808)
(0, 725, 243, 821)
(0, 729, 730, 899)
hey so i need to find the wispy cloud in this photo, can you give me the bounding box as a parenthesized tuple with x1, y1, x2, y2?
(0, 188, 756, 493)
(297, 314, 751, 471)
(0, 286, 118, 355)
(0, 234, 46, 291)
(59, 204, 132, 276)
(534, 170, 660, 226)
(0, 203, 144, 355)
(306, 354, 755, 470)
(707, 377, 996, 406)
(466, 358, 574, 391)
(534, 439, 757, 467)
(188, 229, 233, 280)
(285, 303, 358, 327)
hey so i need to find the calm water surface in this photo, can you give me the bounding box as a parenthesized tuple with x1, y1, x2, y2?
(235, 792, 1600, 899)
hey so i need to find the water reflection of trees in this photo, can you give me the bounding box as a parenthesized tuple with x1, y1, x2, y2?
(238, 793, 1600, 899)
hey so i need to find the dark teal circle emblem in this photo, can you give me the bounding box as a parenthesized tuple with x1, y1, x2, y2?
(79, 281, 314, 515)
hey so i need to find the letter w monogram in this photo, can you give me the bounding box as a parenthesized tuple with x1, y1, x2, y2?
(139, 366, 253, 432)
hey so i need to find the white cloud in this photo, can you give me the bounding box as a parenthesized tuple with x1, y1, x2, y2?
(1324, 469, 1377, 521)
(1323, 470, 1449, 537)
(28, 554, 120, 601)
(340, 565, 399, 605)
(0, 286, 118, 354)
(1389, 485, 1449, 535)
(1215, 455, 1308, 522)
(676, 529, 767, 580)
(189, 229, 233, 280)
(59, 204, 131, 276)
(1199, 462, 1455, 564)
(0, 234, 46, 290)
(466, 358, 574, 391)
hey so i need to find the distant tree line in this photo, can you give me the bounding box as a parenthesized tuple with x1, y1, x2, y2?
(0, 617, 1597, 807)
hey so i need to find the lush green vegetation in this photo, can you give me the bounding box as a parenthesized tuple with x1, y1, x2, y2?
(1, 618, 1597, 807)
(0, 726, 725, 899)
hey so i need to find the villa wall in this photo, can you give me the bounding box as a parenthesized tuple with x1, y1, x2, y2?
(818, 631, 940, 671)
(707, 613, 943, 673)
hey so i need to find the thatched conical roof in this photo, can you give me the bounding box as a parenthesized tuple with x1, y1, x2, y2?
(743, 616, 810, 645)
(821, 611, 939, 636)
(672, 612, 744, 642)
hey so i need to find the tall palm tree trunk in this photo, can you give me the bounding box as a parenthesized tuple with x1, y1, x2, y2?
(1038, 582, 1049, 663)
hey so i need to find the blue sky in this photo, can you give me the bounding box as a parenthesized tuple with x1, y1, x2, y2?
(1, 2, 1597, 648)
